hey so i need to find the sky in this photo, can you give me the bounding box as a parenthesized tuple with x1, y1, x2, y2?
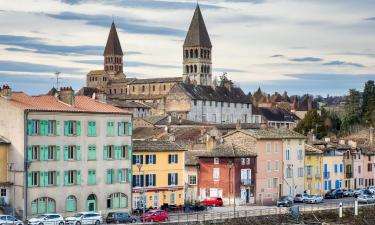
(0, 0, 375, 96)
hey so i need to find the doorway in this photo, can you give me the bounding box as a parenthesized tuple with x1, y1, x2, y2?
(87, 194, 97, 212)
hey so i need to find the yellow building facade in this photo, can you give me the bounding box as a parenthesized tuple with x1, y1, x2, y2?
(304, 144, 323, 195)
(132, 140, 185, 209)
(0, 136, 11, 207)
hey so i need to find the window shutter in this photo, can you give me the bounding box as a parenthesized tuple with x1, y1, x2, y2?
(64, 171, 68, 185)
(168, 174, 171, 186)
(146, 155, 149, 164)
(176, 154, 178, 164)
(132, 175, 136, 187)
(76, 170, 81, 185)
(132, 155, 136, 164)
(56, 171, 60, 186)
(28, 172, 32, 188)
(153, 155, 156, 164)
(40, 171, 45, 187)
(168, 155, 171, 164)
(121, 195, 127, 208)
(76, 121, 81, 136)
(56, 121, 61, 136)
(64, 146, 68, 161)
(27, 120, 33, 135)
(44, 171, 48, 186)
(93, 170, 96, 184)
(111, 169, 115, 184)
(128, 122, 133, 136)
(27, 146, 32, 161)
(145, 174, 149, 187)
(103, 145, 108, 160)
(106, 121, 110, 136)
(128, 145, 132, 160)
(76, 146, 81, 160)
(153, 174, 156, 186)
(106, 169, 111, 184)
(140, 174, 144, 187)
(43, 120, 48, 136)
(115, 146, 120, 160)
(118, 169, 123, 183)
(118, 122, 123, 136)
(31, 201, 37, 215)
(175, 173, 178, 185)
(92, 121, 96, 136)
(40, 120, 45, 136)
(127, 169, 132, 183)
(43, 146, 48, 161)
(39, 146, 45, 161)
(140, 155, 143, 164)
(56, 146, 60, 161)
(64, 121, 69, 136)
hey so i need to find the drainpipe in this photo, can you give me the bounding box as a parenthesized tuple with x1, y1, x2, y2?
(23, 110, 29, 221)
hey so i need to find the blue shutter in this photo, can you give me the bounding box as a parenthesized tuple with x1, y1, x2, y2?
(140, 174, 144, 187)
(334, 164, 338, 173)
(168, 155, 171, 164)
(140, 155, 143, 164)
(132, 155, 136, 164)
(329, 180, 332, 190)
(132, 175, 136, 187)
(175, 173, 178, 185)
(145, 174, 149, 187)
(146, 155, 149, 164)
(340, 164, 343, 173)
(324, 181, 327, 190)
(168, 174, 171, 186)
(153, 174, 156, 186)
(153, 155, 156, 164)
(176, 154, 178, 164)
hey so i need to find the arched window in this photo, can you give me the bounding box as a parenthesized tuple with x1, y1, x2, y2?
(107, 193, 128, 209)
(185, 50, 189, 58)
(190, 65, 193, 73)
(31, 197, 56, 215)
(201, 49, 204, 58)
(207, 66, 210, 73)
(66, 195, 77, 212)
(204, 50, 207, 58)
(194, 65, 197, 73)
(190, 49, 194, 58)
(114, 89, 117, 94)
(109, 89, 112, 95)
(152, 85, 155, 92)
(195, 49, 198, 58)
(201, 65, 204, 72)
(185, 65, 189, 73)
(87, 194, 97, 212)
(163, 85, 166, 91)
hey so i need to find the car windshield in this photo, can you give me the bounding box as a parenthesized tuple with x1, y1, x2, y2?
(36, 215, 46, 219)
(73, 214, 83, 218)
(280, 196, 289, 200)
(107, 213, 114, 218)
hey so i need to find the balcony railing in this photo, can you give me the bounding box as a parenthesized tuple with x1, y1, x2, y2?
(241, 179, 254, 186)
(345, 173, 353, 178)
(306, 174, 313, 179)
(323, 172, 330, 179)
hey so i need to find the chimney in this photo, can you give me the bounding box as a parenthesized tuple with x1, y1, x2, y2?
(236, 119, 241, 130)
(308, 96, 313, 111)
(96, 91, 107, 103)
(59, 87, 75, 105)
(370, 127, 374, 146)
(0, 85, 12, 99)
(224, 82, 232, 91)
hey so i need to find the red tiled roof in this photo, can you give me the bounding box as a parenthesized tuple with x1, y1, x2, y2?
(6, 92, 130, 114)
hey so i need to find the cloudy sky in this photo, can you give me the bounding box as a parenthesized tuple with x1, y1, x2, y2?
(0, 0, 374, 96)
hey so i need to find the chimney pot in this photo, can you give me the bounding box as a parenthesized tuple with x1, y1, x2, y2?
(59, 86, 75, 105)
(0, 84, 12, 99)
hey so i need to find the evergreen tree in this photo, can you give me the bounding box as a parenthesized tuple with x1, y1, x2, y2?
(362, 80, 375, 126)
(294, 110, 326, 138)
(219, 72, 233, 87)
(341, 89, 361, 133)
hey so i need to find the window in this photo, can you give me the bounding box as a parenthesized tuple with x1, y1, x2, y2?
(88, 170, 96, 185)
(274, 160, 279, 171)
(64, 170, 80, 186)
(47, 171, 56, 186)
(368, 163, 373, 172)
(104, 145, 115, 160)
(68, 146, 76, 160)
(146, 154, 156, 164)
(106, 169, 115, 184)
(194, 100, 197, 106)
(214, 158, 219, 164)
(31, 146, 39, 161)
(121, 145, 129, 159)
(188, 175, 197, 185)
(118, 168, 129, 183)
(241, 158, 245, 165)
(297, 150, 303, 160)
(334, 164, 338, 173)
(28, 119, 40, 135)
(274, 143, 279, 153)
(66, 196, 77, 212)
(107, 193, 128, 209)
(64, 120, 80, 136)
(286, 149, 290, 160)
(0, 189, 6, 197)
(67, 171, 75, 185)
(266, 143, 271, 153)
(359, 165, 361, 174)
(106, 121, 115, 136)
(246, 158, 251, 165)
(31, 171, 39, 186)
(163, 85, 166, 91)
(168, 154, 178, 164)
(142, 86, 145, 92)
(168, 173, 178, 185)
(118, 121, 129, 136)
(133, 155, 143, 164)
(88, 145, 96, 161)
(340, 164, 343, 173)
(170, 192, 176, 205)
(87, 121, 96, 136)
(213, 168, 220, 181)
(132, 174, 144, 187)
(31, 197, 56, 215)
(273, 178, 278, 188)
(298, 167, 304, 177)
(267, 160, 272, 172)
(47, 146, 56, 160)
(47, 120, 56, 135)
(145, 174, 156, 186)
(286, 166, 293, 178)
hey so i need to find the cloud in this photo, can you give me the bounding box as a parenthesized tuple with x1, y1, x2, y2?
(0, 60, 82, 74)
(0, 35, 103, 56)
(322, 60, 365, 68)
(47, 12, 186, 37)
(365, 17, 375, 21)
(270, 54, 285, 58)
(76, 59, 179, 69)
(214, 68, 247, 73)
(60, 0, 82, 4)
(289, 57, 323, 62)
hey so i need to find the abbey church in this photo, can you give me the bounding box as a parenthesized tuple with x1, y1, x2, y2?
(83, 5, 255, 124)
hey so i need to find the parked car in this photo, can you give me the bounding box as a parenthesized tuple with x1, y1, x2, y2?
(201, 197, 223, 207)
(106, 212, 137, 224)
(343, 189, 355, 197)
(183, 203, 207, 212)
(140, 210, 168, 222)
(357, 195, 375, 204)
(160, 204, 182, 212)
(368, 186, 375, 194)
(294, 194, 309, 203)
(354, 189, 373, 198)
(132, 208, 150, 215)
(277, 196, 294, 207)
(325, 189, 344, 199)
(65, 212, 103, 225)
(304, 195, 324, 204)
(0, 215, 23, 225)
(28, 214, 65, 225)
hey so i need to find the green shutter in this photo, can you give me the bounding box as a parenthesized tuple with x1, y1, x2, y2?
(118, 169, 123, 183)
(42, 120, 48, 136)
(27, 120, 33, 135)
(31, 201, 37, 215)
(39, 198, 46, 214)
(64, 146, 68, 161)
(39, 146, 45, 161)
(76, 121, 81, 136)
(76, 170, 81, 185)
(56, 171, 60, 186)
(76, 146, 81, 160)
(27, 146, 32, 161)
(128, 122, 133, 136)
(120, 195, 127, 208)
(118, 122, 124, 136)
(28, 172, 32, 188)
(64, 171, 68, 185)
(88, 145, 96, 161)
(56, 146, 60, 161)
(127, 169, 132, 183)
(43, 145, 48, 161)
(127, 145, 132, 160)
(103, 145, 108, 160)
(47, 199, 55, 213)
(40, 120, 45, 136)
(115, 146, 120, 160)
(40, 171, 45, 187)
(56, 121, 61, 136)
(111, 169, 115, 184)
(44, 171, 48, 186)
(114, 194, 119, 208)
(64, 121, 69, 136)
(92, 121, 96, 136)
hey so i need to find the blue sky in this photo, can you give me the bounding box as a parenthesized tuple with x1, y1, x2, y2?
(0, 0, 374, 96)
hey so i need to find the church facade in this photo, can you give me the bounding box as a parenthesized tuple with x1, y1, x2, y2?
(85, 5, 254, 124)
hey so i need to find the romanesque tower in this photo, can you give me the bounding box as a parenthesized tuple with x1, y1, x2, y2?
(183, 4, 212, 86)
(104, 22, 124, 77)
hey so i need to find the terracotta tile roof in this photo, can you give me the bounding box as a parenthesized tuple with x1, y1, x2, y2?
(5, 92, 130, 114)
(185, 150, 209, 166)
(133, 127, 166, 140)
(87, 70, 106, 76)
(133, 140, 185, 152)
(108, 100, 151, 109)
(144, 115, 205, 126)
(224, 128, 305, 140)
(198, 143, 257, 158)
(305, 144, 322, 155)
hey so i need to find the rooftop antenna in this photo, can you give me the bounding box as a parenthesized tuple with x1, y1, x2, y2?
(54, 72, 61, 89)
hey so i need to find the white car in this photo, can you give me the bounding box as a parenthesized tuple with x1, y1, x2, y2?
(65, 212, 102, 225)
(0, 215, 23, 225)
(28, 214, 64, 225)
(304, 195, 324, 204)
(357, 195, 375, 204)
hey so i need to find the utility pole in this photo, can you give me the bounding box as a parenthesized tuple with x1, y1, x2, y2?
(8, 163, 15, 221)
(54, 72, 61, 90)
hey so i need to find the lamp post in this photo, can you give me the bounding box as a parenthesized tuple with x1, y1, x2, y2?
(228, 161, 235, 217)
(136, 163, 145, 220)
(8, 163, 15, 222)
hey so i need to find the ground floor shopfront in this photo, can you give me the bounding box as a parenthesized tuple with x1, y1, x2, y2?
(132, 187, 184, 209)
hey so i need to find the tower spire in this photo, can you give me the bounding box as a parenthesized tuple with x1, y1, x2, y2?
(103, 21, 124, 76)
(183, 5, 212, 86)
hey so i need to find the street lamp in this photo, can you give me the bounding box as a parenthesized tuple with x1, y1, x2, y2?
(228, 161, 235, 217)
(136, 163, 145, 219)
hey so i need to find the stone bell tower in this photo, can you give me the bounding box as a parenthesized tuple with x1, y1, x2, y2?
(103, 22, 124, 77)
(183, 4, 212, 86)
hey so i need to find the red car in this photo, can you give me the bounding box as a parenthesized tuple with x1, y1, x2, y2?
(201, 197, 223, 207)
(140, 210, 168, 222)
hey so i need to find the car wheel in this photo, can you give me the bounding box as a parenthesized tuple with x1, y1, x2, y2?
(131, 219, 136, 223)
(59, 222, 64, 225)
(95, 220, 100, 225)
(76, 221, 81, 225)
(39, 223, 44, 225)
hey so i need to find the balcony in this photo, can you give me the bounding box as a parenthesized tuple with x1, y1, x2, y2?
(306, 174, 313, 179)
(315, 173, 321, 179)
(345, 173, 353, 179)
(241, 179, 254, 186)
(323, 172, 330, 179)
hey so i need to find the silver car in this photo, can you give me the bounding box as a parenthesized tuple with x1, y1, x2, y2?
(28, 214, 64, 225)
(357, 195, 375, 204)
(304, 195, 324, 204)
(65, 212, 102, 225)
(0, 215, 23, 225)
